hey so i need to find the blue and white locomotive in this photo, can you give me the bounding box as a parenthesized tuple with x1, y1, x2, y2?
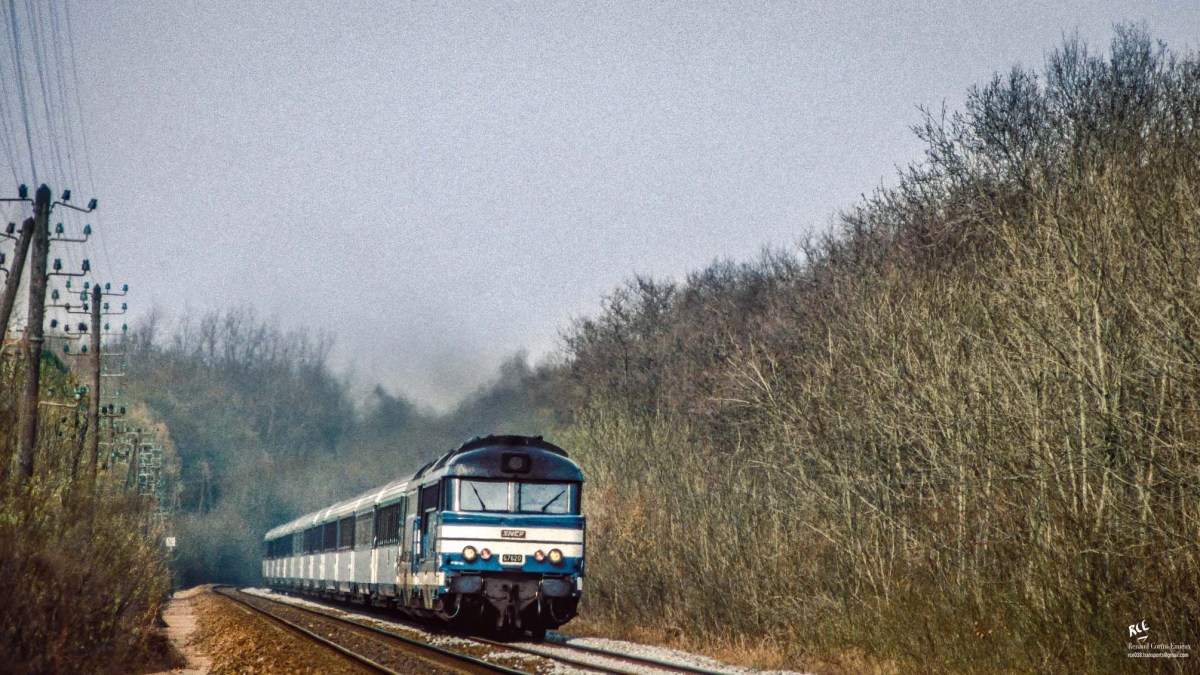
(261, 435, 585, 638)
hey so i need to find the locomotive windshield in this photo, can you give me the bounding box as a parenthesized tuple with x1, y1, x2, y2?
(460, 480, 509, 511)
(455, 479, 578, 514)
(517, 482, 571, 514)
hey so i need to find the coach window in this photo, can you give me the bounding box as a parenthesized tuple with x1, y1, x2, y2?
(375, 502, 402, 546)
(323, 521, 337, 551)
(355, 512, 373, 548)
(517, 482, 576, 514)
(458, 479, 509, 512)
(338, 516, 354, 550)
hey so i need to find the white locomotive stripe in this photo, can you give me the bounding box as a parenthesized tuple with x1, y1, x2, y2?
(438, 539, 583, 557)
(438, 525, 583, 542)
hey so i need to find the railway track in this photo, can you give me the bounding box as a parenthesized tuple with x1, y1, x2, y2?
(240, 588, 735, 674)
(476, 635, 733, 675)
(213, 587, 523, 674)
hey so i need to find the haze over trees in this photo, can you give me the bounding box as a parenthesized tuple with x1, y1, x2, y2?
(122, 309, 556, 587)
(123, 27, 1198, 672)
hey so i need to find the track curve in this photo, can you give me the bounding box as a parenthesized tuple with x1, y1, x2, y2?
(215, 587, 523, 674)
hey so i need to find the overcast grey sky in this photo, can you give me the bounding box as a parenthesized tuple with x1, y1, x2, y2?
(16, 1, 1199, 408)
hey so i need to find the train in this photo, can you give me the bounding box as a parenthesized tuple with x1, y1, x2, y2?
(261, 434, 585, 639)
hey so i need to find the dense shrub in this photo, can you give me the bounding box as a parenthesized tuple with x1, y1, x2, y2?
(0, 355, 176, 673)
(0, 483, 175, 673)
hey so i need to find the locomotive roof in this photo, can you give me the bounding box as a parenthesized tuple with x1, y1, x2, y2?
(263, 435, 581, 541)
(411, 434, 581, 483)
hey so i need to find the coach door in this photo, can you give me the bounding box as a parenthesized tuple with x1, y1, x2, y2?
(415, 482, 441, 572)
(409, 514, 419, 575)
(373, 500, 403, 593)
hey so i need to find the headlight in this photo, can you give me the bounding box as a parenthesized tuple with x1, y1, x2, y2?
(548, 548, 564, 565)
(534, 550, 546, 562)
(462, 546, 478, 562)
(480, 547, 492, 561)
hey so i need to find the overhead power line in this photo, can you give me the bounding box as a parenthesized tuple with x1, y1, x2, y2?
(6, 0, 38, 183)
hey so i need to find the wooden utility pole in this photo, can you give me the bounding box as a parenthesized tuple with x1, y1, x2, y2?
(125, 432, 141, 491)
(0, 217, 34, 341)
(15, 184, 52, 482)
(87, 283, 101, 482)
(71, 408, 88, 481)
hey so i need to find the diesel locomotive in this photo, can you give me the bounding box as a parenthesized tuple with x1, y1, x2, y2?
(261, 434, 585, 638)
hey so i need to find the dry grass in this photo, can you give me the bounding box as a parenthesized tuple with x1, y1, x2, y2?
(568, 614, 900, 674)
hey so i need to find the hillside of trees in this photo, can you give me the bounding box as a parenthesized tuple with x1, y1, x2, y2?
(555, 28, 1200, 672)
(122, 28, 1198, 673)
(122, 309, 559, 587)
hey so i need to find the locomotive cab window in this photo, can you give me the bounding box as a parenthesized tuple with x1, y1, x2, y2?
(517, 482, 574, 514)
(458, 479, 509, 512)
(454, 479, 579, 514)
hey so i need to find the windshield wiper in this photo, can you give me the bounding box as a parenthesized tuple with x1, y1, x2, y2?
(540, 489, 566, 513)
(471, 484, 489, 510)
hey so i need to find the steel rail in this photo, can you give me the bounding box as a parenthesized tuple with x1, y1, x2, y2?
(473, 635, 732, 675)
(471, 636, 662, 674)
(551, 639, 733, 675)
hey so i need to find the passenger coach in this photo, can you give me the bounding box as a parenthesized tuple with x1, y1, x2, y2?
(262, 435, 584, 638)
